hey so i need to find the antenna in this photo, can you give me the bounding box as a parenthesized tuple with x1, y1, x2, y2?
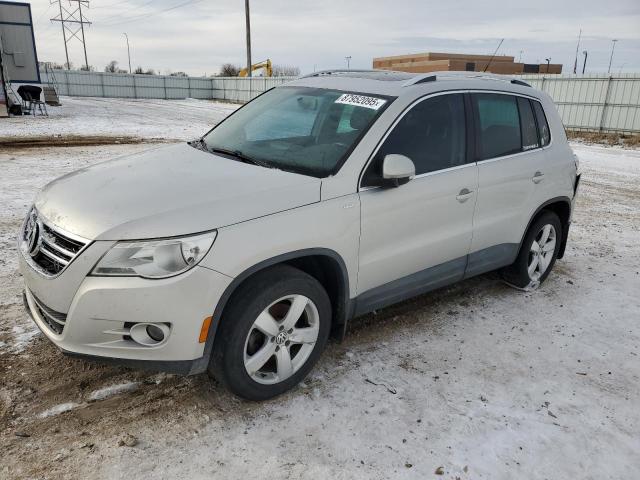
(50, 0, 92, 70)
(483, 38, 504, 73)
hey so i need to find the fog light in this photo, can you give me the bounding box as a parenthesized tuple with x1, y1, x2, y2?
(146, 324, 165, 342)
(129, 322, 170, 346)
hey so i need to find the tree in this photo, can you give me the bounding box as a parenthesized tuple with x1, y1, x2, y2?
(134, 67, 156, 75)
(80, 64, 95, 72)
(169, 71, 188, 77)
(219, 63, 241, 77)
(272, 65, 300, 77)
(104, 60, 127, 73)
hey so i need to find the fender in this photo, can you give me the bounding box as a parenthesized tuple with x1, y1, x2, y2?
(519, 196, 572, 259)
(188, 248, 351, 374)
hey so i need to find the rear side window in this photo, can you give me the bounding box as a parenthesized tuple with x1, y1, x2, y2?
(473, 94, 521, 160)
(517, 97, 540, 151)
(363, 93, 466, 185)
(532, 101, 551, 146)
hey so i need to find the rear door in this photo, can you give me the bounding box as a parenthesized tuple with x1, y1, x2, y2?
(467, 92, 548, 276)
(357, 92, 478, 300)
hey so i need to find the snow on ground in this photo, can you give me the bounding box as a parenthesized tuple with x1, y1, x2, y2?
(87, 382, 140, 402)
(0, 98, 638, 479)
(0, 96, 238, 141)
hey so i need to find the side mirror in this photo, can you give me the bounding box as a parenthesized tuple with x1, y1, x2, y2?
(381, 154, 415, 187)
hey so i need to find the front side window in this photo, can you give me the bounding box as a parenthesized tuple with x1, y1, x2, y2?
(473, 93, 522, 160)
(202, 87, 391, 177)
(362, 93, 466, 186)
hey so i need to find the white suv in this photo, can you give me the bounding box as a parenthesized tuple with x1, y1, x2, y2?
(19, 71, 580, 400)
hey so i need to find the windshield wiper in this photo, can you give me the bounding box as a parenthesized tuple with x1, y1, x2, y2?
(207, 147, 274, 169)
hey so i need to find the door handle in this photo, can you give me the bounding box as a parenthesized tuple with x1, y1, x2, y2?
(532, 171, 545, 184)
(456, 188, 474, 203)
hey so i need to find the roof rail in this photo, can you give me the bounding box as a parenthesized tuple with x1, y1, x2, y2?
(403, 74, 437, 87)
(300, 69, 383, 78)
(510, 79, 532, 87)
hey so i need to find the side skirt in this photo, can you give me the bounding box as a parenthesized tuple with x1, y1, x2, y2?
(351, 243, 518, 319)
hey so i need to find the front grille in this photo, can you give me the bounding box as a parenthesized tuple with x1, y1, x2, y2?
(21, 209, 88, 276)
(30, 291, 67, 334)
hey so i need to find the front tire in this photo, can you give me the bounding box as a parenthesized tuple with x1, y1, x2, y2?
(209, 265, 331, 401)
(502, 211, 562, 289)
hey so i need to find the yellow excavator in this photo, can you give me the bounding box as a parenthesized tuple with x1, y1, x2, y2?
(239, 59, 273, 77)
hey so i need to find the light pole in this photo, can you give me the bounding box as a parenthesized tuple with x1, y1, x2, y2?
(545, 58, 551, 73)
(245, 0, 252, 77)
(345, 56, 351, 69)
(582, 50, 588, 74)
(607, 39, 618, 74)
(518, 50, 523, 63)
(123, 33, 131, 73)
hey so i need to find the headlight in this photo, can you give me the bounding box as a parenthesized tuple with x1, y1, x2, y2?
(92, 231, 217, 279)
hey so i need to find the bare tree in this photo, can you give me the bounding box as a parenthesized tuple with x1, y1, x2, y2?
(169, 71, 188, 77)
(272, 65, 300, 77)
(133, 67, 156, 75)
(80, 64, 95, 71)
(104, 60, 127, 73)
(219, 63, 241, 77)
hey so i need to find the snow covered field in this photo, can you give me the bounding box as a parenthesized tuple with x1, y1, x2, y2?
(0, 98, 638, 480)
(0, 96, 238, 141)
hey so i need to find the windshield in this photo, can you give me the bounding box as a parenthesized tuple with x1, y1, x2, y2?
(202, 87, 392, 177)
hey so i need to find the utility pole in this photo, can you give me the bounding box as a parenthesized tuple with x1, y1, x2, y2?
(345, 56, 351, 69)
(582, 50, 588, 74)
(245, 0, 252, 77)
(573, 28, 582, 74)
(123, 33, 131, 73)
(54, 0, 69, 69)
(607, 39, 618, 74)
(50, 0, 91, 70)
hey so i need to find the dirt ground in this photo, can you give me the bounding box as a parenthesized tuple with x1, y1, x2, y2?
(0, 101, 638, 479)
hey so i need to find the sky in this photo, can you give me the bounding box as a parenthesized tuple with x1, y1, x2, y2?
(31, 0, 640, 76)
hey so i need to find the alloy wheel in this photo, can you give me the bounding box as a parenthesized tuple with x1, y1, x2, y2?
(528, 224, 557, 281)
(243, 294, 320, 385)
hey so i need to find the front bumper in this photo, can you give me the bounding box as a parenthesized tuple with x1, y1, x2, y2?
(21, 255, 232, 374)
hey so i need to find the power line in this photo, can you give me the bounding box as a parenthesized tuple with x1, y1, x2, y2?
(100, 0, 205, 27)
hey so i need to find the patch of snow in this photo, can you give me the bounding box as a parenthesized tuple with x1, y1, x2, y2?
(38, 402, 81, 418)
(9, 323, 40, 353)
(88, 382, 140, 402)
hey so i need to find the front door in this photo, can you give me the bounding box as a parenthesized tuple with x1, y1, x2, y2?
(357, 93, 478, 307)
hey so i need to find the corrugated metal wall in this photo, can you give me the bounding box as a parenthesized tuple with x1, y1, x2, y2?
(38, 70, 640, 133)
(39, 69, 295, 102)
(521, 74, 640, 133)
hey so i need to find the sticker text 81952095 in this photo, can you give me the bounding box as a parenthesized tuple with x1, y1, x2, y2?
(335, 94, 387, 110)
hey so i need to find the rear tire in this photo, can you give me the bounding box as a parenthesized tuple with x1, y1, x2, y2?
(209, 265, 331, 401)
(502, 211, 562, 289)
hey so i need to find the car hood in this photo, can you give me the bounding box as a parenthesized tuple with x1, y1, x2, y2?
(35, 143, 321, 240)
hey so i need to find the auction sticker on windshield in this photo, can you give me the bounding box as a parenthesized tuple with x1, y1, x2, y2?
(335, 93, 387, 110)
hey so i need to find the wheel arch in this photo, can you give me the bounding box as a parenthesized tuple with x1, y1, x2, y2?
(521, 196, 572, 259)
(189, 248, 351, 374)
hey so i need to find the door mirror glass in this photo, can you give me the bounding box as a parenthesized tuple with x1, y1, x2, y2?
(381, 154, 415, 187)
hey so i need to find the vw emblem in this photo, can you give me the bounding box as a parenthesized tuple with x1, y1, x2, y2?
(275, 331, 288, 345)
(24, 211, 40, 257)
